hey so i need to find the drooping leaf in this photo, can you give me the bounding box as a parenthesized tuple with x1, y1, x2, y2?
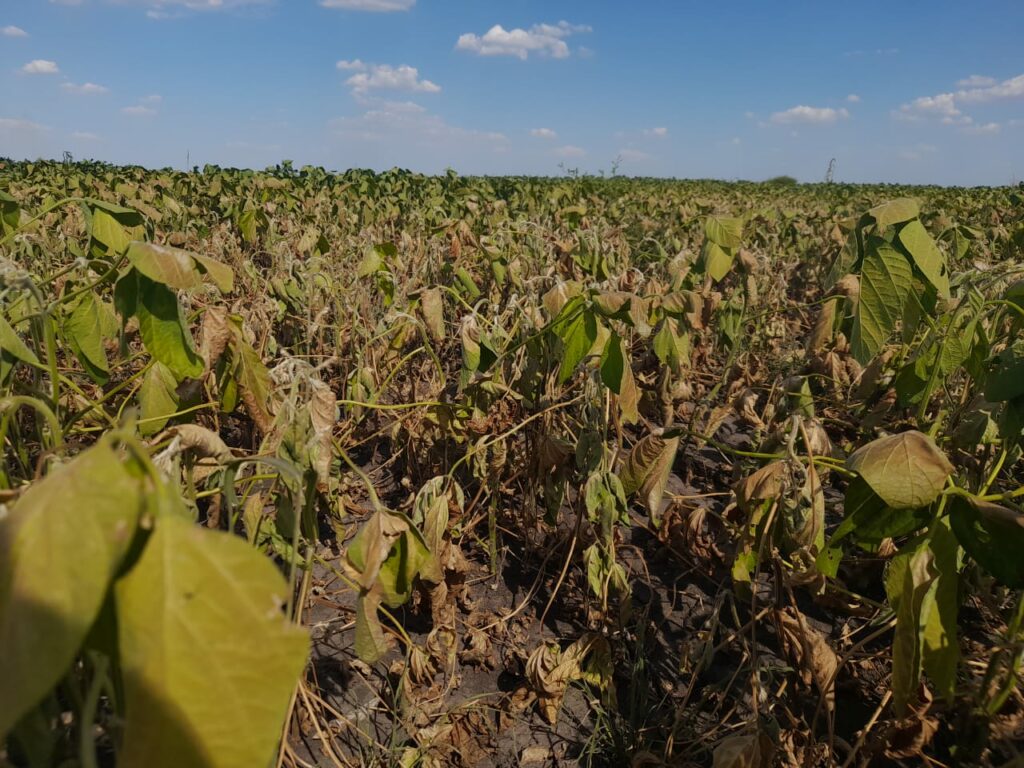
(705, 215, 744, 248)
(885, 538, 937, 716)
(138, 362, 180, 437)
(135, 273, 204, 379)
(599, 333, 640, 424)
(867, 198, 920, 229)
(949, 496, 1024, 587)
(116, 514, 308, 768)
(619, 433, 679, 523)
(984, 339, 1024, 402)
(64, 292, 110, 383)
(0, 314, 40, 367)
(922, 517, 960, 702)
(702, 241, 734, 282)
(89, 202, 145, 257)
(851, 239, 913, 364)
(419, 287, 445, 342)
(554, 300, 598, 384)
(0, 442, 142, 740)
(847, 431, 953, 510)
(126, 241, 203, 290)
(898, 220, 950, 299)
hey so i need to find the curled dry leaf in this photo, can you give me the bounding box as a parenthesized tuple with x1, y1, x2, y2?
(805, 296, 837, 354)
(525, 633, 606, 724)
(198, 305, 231, 375)
(712, 730, 776, 768)
(619, 433, 680, 524)
(776, 606, 838, 711)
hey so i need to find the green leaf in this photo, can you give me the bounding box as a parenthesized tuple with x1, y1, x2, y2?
(90, 203, 145, 256)
(846, 431, 953, 509)
(867, 198, 920, 229)
(135, 274, 204, 379)
(0, 314, 40, 367)
(116, 514, 308, 768)
(922, 518, 960, 703)
(138, 362, 180, 437)
(702, 241, 734, 282)
(193, 254, 234, 294)
(705, 215, 744, 248)
(126, 241, 203, 290)
(984, 339, 1024, 402)
(0, 441, 142, 740)
(64, 293, 110, 383)
(949, 496, 1024, 587)
(599, 333, 639, 424)
(830, 476, 931, 549)
(898, 220, 950, 299)
(555, 301, 598, 384)
(885, 537, 938, 716)
(851, 239, 913, 364)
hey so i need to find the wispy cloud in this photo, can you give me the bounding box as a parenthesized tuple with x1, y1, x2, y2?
(846, 94, 861, 103)
(643, 126, 668, 138)
(456, 21, 591, 60)
(71, 130, 101, 140)
(336, 59, 366, 71)
(769, 105, 849, 125)
(2, 25, 28, 37)
(21, 59, 60, 75)
(530, 127, 557, 139)
(320, 0, 415, 10)
(62, 81, 109, 95)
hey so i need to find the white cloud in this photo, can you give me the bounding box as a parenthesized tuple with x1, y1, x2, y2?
(769, 105, 849, 125)
(897, 73, 1024, 128)
(898, 143, 937, 161)
(321, 0, 415, 10)
(3, 25, 28, 37)
(552, 144, 585, 158)
(142, 93, 162, 104)
(336, 59, 366, 71)
(530, 127, 557, 139)
(846, 94, 861, 103)
(71, 131, 101, 140)
(345, 64, 439, 95)
(21, 60, 60, 75)
(122, 104, 157, 116)
(456, 21, 591, 60)
(956, 75, 995, 88)
(962, 122, 1001, 135)
(643, 126, 668, 138)
(0, 117, 48, 132)
(61, 81, 109, 95)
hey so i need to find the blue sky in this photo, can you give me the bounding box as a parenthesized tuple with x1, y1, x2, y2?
(1, 0, 1023, 185)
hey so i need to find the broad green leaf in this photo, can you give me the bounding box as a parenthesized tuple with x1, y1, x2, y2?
(90, 204, 144, 256)
(885, 538, 938, 716)
(64, 292, 110, 383)
(831, 477, 930, 549)
(846, 431, 953, 509)
(619, 433, 679, 524)
(922, 518, 960, 702)
(0, 190, 19, 234)
(555, 302, 598, 384)
(135, 274, 204, 379)
(867, 198, 919, 229)
(949, 496, 1024, 587)
(984, 339, 1024, 402)
(0, 314, 40, 367)
(0, 442, 142, 740)
(851, 239, 913, 364)
(599, 333, 639, 424)
(192, 254, 234, 294)
(116, 514, 308, 768)
(702, 241, 734, 282)
(705, 215, 744, 248)
(126, 241, 203, 290)
(898, 220, 950, 298)
(138, 362, 180, 436)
